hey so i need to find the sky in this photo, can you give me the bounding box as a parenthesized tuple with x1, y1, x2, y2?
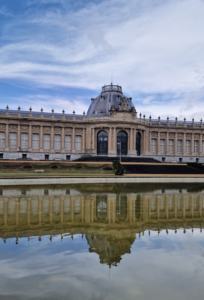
(0, 0, 204, 120)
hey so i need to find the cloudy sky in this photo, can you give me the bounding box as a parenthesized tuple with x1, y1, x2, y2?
(0, 0, 204, 120)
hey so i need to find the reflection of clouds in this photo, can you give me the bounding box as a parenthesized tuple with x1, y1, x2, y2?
(1, 230, 204, 299)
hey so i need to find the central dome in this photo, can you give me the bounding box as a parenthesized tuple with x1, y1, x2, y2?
(87, 83, 135, 117)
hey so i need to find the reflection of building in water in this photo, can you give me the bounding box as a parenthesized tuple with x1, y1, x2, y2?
(0, 187, 204, 266)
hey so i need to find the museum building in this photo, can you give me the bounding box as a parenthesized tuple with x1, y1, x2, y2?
(0, 83, 204, 162)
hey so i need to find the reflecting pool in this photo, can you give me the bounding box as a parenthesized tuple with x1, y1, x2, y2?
(1, 183, 204, 299)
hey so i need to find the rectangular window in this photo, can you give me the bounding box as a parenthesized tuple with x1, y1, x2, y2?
(151, 138, 156, 153)
(194, 140, 198, 154)
(20, 200, 27, 216)
(169, 139, 174, 153)
(0, 132, 5, 148)
(42, 200, 49, 214)
(0, 153, 3, 159)
(8, 200, 15, 216)
(160, 139, 165, 153)
(32, 133, 39, 149)
(185, 198, 190, 211)
(168, 198, 173, 211)
(74, 199, 81, 214)
(9, 133, 17, 148)
(31, 200, 38, 215)
(45, 154, 49, 160)
(177, 140, 182, 153)
(194, 198, 198, 211)
(202, 141, 204, 154)
(0, 201, 4, 216)
(65, 135, 71, 150)
(21, 133, 28, 148)
(43, 134, 50, 149)
(177, 197, 181, 211)
(53, 199, 60, 215)
(75, 135, 81, 150)
(54, 134, 61, 150)
(64, 199, 70, 214)
(186, 140, 190, 154)
(160, 198, 164, 211)
(151, 198, 156, 212)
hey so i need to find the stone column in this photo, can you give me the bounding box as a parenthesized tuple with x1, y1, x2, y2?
(129, 128, 132, 154)
(60, 199, 63, 223)
(183, 132, 186, 155)
(92, 128, 95, 152)
(4, 200, 8, 226)
(191, 132, 194, 155)
(149, 131, 151, 153)
(71, 198, 74, 222)
(143, 130, 146, 155)
(157, 131, 160, 154)
(174, 132, 177, 155)
(16, 200, 19, 226)
(190, 196, 193, 218)
(72, 127, 75, 153)
(165, 195, 168, 219)
(40, 125, 43, 151)
(133, 128, 136, 153)
(182, 195, 185, 218)
(199, 133, 202, 155)
(113, 127, 117, 153)
(29, 124, 32, 150)
(108, 127, 112, 153)
(61, 127, 65, 153)
(17, 123, 21, 149)
(174, 196, 177, 218)
(49, 200, 53, 223)
(199, 196, 202, 218)
(27, 200, 31, 226)
(5, 123, 9, 150)
(156, 196, 160, 219)
(84, 199, 91, 223)
(39, 200, 42, 224)
(166, 132, 169, 155)
(51, 126, 54, 152)
(82, 128, 86, 153)
(81, 197, 84, 222)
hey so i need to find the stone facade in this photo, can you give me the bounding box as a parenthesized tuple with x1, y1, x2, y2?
(0, 84, 204, 162)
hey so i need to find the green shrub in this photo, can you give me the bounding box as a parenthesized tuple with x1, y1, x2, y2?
(113, 160, 124, 175)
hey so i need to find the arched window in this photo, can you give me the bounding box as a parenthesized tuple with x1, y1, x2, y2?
(136, 132, 141, 156)
(116, 195, 127, 220)
(97, 130, 108, 155)
(96, 195, 107, 220)
(117, 130, 128, 155)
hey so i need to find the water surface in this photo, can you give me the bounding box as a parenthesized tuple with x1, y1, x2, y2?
(0, 183, 204, 299)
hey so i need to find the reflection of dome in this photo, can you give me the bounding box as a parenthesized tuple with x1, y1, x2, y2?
(86, 232, 135, 268)
(87, 83, 135, 117)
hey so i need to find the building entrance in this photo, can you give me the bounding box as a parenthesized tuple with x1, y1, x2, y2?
(97, 130, 108, 155)
(117, 131, 128, 155)
(136, 132, 141, 156)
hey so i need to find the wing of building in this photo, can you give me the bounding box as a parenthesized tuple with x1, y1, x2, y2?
(0, 83, 203, 162)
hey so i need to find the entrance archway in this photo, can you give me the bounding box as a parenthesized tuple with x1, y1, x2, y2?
(136, 132, 141, 156)
(117, 131, 128, 155)
(97, 130, 108, 155)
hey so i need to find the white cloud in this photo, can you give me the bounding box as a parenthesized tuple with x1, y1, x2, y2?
(0, 6, 13, 17)
(1, 0, 204, 119)
(0, 94, 88, 114)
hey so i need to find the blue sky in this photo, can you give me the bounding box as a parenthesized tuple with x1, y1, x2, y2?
(0, 0, 204, 120)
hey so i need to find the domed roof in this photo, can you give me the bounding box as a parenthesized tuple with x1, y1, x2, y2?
(87, 83, 135, 117)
